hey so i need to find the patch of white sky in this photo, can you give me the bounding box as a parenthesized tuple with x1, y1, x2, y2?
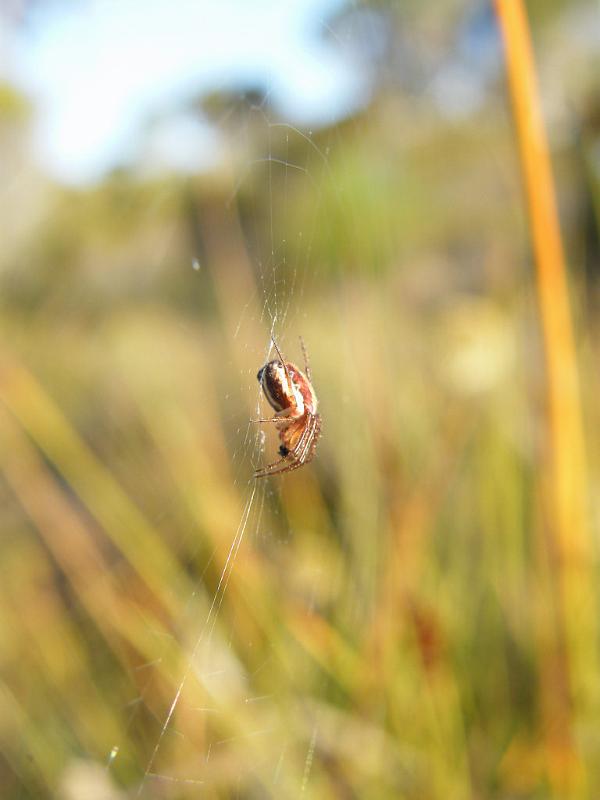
(4, 0, 372, 184)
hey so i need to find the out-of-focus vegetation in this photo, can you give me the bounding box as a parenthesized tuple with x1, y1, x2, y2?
(1, 1, 600, 798)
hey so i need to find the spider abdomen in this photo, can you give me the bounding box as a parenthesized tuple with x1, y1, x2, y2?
(259, 360, 317, 416)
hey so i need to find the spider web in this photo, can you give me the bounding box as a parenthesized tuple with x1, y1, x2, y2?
(130, 95, 345, 797)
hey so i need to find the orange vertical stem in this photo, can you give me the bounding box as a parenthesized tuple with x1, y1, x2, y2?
(493, 0, 587, 562)
(495, 0, 591, 793)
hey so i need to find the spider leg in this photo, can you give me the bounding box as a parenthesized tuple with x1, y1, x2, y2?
(299, 335, 311, 382)
(251, 407, 292, 424)
(288, 413, 317, 459)
(257, 419, 320, 476)
(254, 413, 321, 478)
(270, 337, 294, 396)
(254, 449, 307, 478)
(254, 455, 290, 478)
(254, 422, 310, 478)
(295, 413, 321, 465)
(253, 429, 307, 477)
(255, 458, 305, 477)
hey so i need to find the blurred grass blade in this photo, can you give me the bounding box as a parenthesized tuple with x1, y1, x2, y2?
(0, 354, 190, 614)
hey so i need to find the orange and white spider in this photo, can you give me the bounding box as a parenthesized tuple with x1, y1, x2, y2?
(253, 337, 322, 478)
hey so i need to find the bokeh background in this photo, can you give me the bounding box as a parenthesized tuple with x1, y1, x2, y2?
(1, 1, 600, 797)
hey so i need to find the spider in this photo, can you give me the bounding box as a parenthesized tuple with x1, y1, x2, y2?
(253, 337, 322, 478)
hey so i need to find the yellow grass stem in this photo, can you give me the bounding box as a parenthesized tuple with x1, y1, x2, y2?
(494, 0, 594, 792)
(494, 0, 587, 558)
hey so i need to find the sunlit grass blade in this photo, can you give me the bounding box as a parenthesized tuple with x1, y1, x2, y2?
(494, 0, 596, 792)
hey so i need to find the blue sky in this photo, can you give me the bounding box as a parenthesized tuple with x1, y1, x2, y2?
(5, 0, 368, 184)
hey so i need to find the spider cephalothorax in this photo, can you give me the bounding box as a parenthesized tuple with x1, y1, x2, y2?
(254, 338, 322, 478)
